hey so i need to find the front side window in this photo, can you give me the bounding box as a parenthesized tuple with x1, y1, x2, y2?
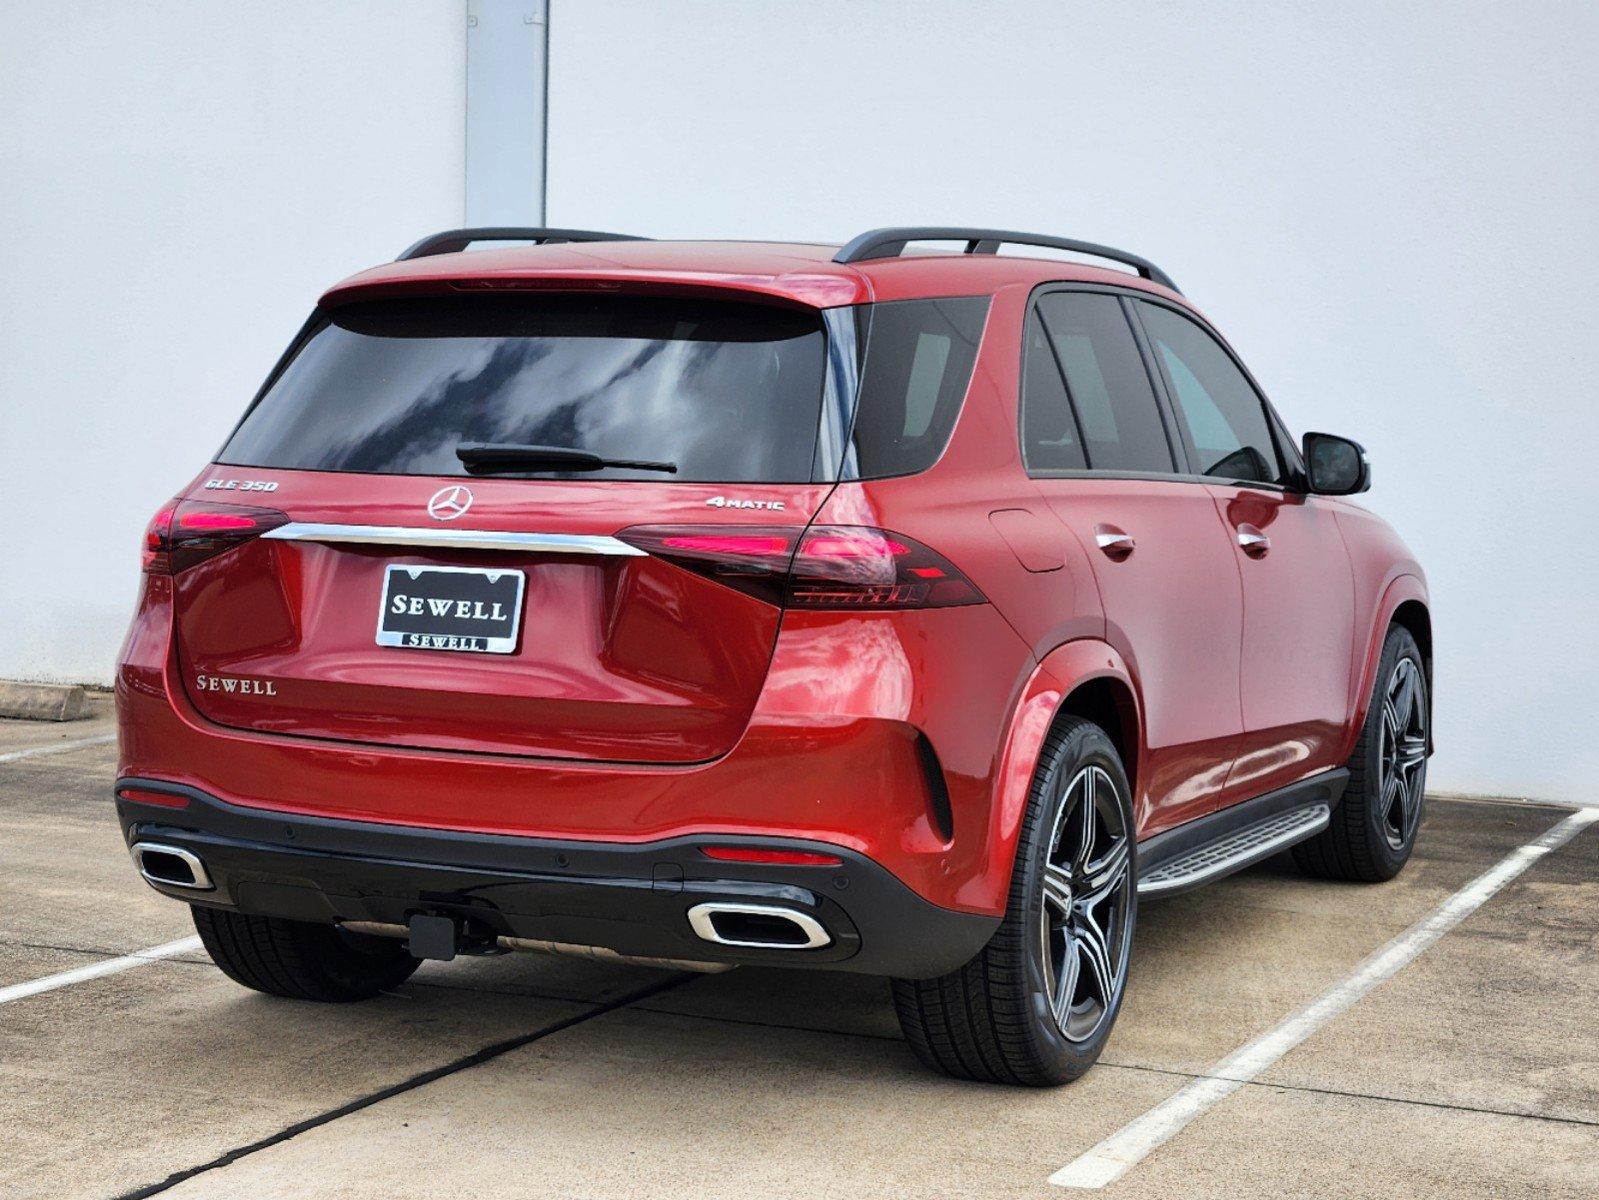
(1035, 293, 1175, 473)
(1136, 302, 1284, 486)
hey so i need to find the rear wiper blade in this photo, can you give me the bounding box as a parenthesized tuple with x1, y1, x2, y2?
(455, 443, 678, 475)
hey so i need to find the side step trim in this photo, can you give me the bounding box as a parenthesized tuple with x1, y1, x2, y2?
(1136, 768, 1348, 900)
(1137, 804, 1330, 898)
(262, 523, 646, 557)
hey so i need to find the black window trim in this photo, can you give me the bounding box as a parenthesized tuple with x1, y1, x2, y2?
(1018, 281, 1308, 494)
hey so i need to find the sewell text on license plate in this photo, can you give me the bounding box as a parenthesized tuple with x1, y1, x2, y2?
(376, 564, 525, 654)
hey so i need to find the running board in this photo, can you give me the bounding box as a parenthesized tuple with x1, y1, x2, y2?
(1138, 802, 1331, 898)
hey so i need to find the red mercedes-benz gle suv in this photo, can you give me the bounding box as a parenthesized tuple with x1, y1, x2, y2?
(116, 226, 1431, 1085)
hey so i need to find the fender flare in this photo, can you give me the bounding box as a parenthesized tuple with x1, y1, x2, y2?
(972, 639, 1141, 910)
(1342, 572, 1431, 761)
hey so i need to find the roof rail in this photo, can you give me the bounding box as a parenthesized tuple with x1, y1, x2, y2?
(832, 226, 1179, 293)
(397, 227, 650, 262)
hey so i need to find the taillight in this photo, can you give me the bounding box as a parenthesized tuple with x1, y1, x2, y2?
(617, 524, 984, 610)
(141, 500, 289, 575)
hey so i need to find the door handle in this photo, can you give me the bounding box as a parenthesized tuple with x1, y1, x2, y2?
(1236, 525, 1271, 557)
(1093, 525, 1136, 558)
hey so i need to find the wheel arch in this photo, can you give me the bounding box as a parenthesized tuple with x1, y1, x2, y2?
(980, 640, 1143, 909)
(1054, 675, 1140, 805)
(1346, 575, 1433, 759)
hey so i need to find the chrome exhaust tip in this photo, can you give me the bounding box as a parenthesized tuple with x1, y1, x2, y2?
(686, 902, 831, 950)
(130, 842, 213, 891)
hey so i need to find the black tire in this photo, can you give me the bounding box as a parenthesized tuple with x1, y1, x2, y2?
(891, 718, 1136, 1086)
(1293, 624, 1429, 882)
(192, 906, 420, 1002)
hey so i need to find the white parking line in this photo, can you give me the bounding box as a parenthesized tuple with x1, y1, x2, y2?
(0, 733, 115, 764)
(1051, 806, 1599, 1190)
(0, 936, 204, 1006)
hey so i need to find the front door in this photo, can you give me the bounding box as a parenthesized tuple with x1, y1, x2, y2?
(1133, 300, 1355, 802)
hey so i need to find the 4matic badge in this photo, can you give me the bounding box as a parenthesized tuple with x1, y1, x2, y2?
(705, 495, 785, 511)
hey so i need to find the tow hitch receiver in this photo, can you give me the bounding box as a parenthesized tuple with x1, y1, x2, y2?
(407, 913, 460, 961)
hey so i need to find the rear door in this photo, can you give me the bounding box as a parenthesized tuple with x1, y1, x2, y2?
(1022, 290, 1245, 836)
(1133, 300, 1355, 801)
(173, 292, 836, 764)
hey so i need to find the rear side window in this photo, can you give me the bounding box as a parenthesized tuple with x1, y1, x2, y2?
(845, 297, 989, 478)
(220, 296, 827, 483)
(1020, 312, 1087, 471)
(1136, 301, 1284, 486)
(1035, 293, 1175, 473)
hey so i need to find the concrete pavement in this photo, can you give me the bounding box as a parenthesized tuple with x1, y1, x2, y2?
(1, 699, 1593, 1199)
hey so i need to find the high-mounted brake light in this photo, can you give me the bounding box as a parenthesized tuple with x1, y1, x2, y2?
(141, 500, 289, 575)
(616, 524, 984, 610)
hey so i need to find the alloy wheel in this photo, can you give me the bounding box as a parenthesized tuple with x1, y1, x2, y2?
(1379, 656, 1428, 850)
(1040, 765, 1133, 1043)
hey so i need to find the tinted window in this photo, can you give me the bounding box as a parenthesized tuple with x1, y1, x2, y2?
(1036, 293, 1174, 473)
(847, 297, 989, 478)
(1137, 302, 1283, 485)
(1020, 312, 1087, 471)
(220, 296, 827, 482)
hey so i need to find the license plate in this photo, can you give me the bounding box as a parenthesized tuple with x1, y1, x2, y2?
(376, 565, 525, 654)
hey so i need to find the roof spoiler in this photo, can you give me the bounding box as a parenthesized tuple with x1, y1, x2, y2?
(832, 226, 1179, 293)
(397, 227, 650, 262)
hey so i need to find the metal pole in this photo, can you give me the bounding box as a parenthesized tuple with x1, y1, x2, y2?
(465, 0, 548, 225)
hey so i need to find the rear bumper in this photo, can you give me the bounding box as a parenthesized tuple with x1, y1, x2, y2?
(117, 780, 999, 979)
(119, 574, 1038, 916)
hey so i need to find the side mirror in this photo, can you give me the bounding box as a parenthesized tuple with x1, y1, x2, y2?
(1302, 432, 1370, 495)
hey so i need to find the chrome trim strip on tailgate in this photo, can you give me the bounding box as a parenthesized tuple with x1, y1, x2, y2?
(261, 523, 646, 556)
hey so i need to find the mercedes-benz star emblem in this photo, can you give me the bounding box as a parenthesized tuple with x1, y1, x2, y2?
(427, 485, 473, 521)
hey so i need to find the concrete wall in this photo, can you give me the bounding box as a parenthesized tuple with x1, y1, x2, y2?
(546, 1, 1599, 803)
(0, 2, 465, 681)
(3, 1, 1594, 804)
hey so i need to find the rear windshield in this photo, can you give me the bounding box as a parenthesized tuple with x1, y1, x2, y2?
(220, 295, 828, 482)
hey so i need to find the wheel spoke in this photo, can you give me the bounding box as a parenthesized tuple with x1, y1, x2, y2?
(1043, 863, 1074, 914)
(1076, 912, 1117, 1003)
(1395, 774, 1413, 836)
(1398, 734, 1427, 767)
(1381, 769, 1403, 832)
(1083, 837, 1130, 896)
(1389, 664, 1416, 730)
(1073, 778, 1098, 871)
(1052, 936, 1080, 1025)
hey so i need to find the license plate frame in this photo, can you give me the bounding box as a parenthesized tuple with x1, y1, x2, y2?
(375, 564, 526, 655)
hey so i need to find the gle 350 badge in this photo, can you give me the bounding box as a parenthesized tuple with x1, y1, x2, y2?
(204, 478, 279, 492)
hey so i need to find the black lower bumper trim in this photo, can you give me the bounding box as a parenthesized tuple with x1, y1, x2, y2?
(115, 779, 998, 979)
